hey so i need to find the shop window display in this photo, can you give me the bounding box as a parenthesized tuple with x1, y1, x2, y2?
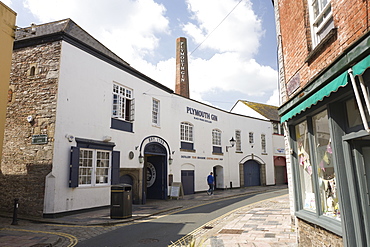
(296, 121, 316, 211)
(312, 110, 340, 220)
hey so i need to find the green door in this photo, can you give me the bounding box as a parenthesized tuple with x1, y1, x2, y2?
(352, 141, 370, 246)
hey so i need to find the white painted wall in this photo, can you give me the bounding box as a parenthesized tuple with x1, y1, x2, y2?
(231, 101, 269, 120)
(45, 41, 276, 214)
(273, 134, 286, 156)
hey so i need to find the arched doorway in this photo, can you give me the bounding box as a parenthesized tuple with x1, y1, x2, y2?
(120, 174, 133, 185)
(243, 160, 260, 187)
(144, 143, 167, 200)
(119, 174, 140, 204)
(213, 165, 224, 189)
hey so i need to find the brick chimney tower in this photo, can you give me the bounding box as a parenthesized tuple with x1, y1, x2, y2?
(175, 37, 190, 98)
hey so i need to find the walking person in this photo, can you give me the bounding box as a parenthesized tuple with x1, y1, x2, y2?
(207, 172, 214, 195)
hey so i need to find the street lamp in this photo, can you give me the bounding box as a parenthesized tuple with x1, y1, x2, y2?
(226, 137, 236, 152)
(139, 153, 144, 163)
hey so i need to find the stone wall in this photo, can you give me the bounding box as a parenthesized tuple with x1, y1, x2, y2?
(0, 41, 61, 216)
(120, 168, 143, 204)
(297, 218, 343, 247)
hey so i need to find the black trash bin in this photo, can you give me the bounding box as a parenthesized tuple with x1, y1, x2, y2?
(110, 184, 132, 219)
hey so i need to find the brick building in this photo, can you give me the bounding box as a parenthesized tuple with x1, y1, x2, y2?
(274, 0, 370, 246)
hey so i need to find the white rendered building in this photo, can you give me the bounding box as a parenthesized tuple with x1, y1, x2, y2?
(1, 19, 276, 217)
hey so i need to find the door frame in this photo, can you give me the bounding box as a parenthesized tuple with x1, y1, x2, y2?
(347, 140, 370, 246)
(143, 142, 168, 200)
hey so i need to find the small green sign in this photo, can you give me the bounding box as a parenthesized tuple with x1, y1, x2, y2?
(32, 134, 48, 144)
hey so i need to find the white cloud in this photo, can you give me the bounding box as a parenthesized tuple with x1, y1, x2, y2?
(180, 0, 277, 108)
(183, 0, 263, 59)
(266, 89, 280, 106)
(20, 0, 278, 110)
(189, 53, 276, 95)
(2, 0, 12, 6)
(23, 0, 170, 63)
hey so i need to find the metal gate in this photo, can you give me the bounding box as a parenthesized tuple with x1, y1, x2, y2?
(181, 170, 194, 195)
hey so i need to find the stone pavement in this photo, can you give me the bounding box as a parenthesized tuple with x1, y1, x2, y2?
(192, 194, 297, 247)
(0, 185, 295, 246)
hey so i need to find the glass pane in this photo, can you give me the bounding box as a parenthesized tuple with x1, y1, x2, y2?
(273, 123, 279, 134)
(312, 110, 340, 220)
(236, 130, 241, 151)
(296, 121, 316, 211)
(313, 1, 319, 19)
(346, 97, 370, 128)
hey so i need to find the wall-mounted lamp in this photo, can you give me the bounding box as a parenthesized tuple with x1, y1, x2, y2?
(226, 137, 236, 152)
(169, 156, 173, 165)
(139, 153, 144, 164)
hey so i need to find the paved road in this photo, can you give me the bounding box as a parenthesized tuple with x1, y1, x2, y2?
(76, 190, 288, 247)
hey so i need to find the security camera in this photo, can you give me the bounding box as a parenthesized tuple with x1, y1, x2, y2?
(27, 115, 33, 123)
(65, 134, 74, 142)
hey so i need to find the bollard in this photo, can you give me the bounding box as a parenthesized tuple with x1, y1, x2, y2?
(11, 198, 19, 225)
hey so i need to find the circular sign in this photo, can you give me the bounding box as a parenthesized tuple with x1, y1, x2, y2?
(147, 162, 156, 187)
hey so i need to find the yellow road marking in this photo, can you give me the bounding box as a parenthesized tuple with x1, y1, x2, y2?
(0, 227, 78, 247)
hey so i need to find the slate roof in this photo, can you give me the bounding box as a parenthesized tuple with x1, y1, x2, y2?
(240, 100, 280, 121)
(15, 19, 130, 66)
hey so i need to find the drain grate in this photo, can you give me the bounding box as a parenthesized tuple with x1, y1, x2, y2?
(219, 229, 244, 234)
(138, 238, 160, 244)
(203, 226, 214, 229)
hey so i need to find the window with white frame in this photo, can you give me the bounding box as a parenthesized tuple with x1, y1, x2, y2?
(235, 130, 241, 151)
(112, 83, 134, 121)
(180, 122, 193, 142)
(261, 134, 266, 153)
(212, 129, 221, 146)
(308, 0, 334, 47)
(79, 149, 111, 186)
(152, 98, 160, 126)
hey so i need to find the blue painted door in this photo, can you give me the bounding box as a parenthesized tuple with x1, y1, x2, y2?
(146, 155, 166, 199)
(244, 160, 260, 187)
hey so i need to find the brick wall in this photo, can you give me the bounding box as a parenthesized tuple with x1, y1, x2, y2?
(0, 41, 61, 216)
(175, 37, 190, 98)
(297, 218, 343, 247)
(278, 0, 370, 102)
